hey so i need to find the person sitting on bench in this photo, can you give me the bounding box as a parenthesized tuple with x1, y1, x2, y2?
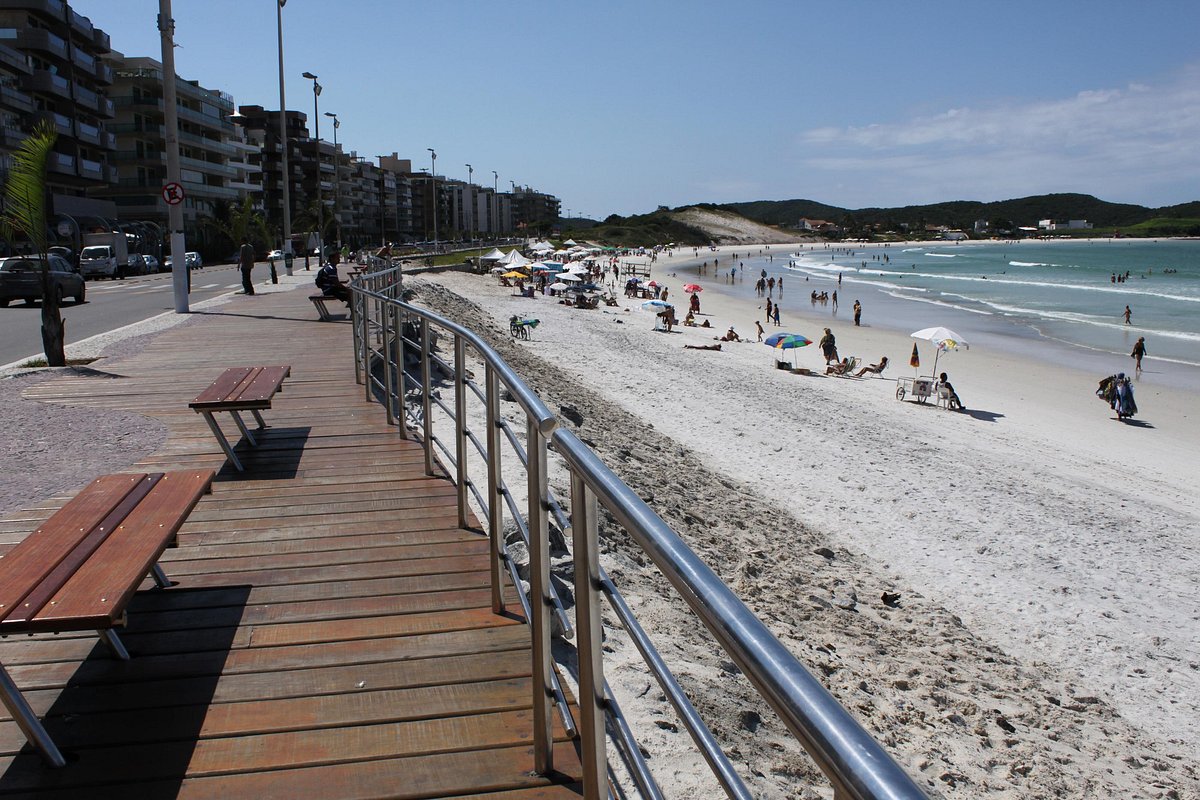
(316, 252, 351, 305)
(854, 356, 889, 377)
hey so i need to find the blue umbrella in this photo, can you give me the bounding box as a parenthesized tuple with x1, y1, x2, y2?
(763, 332, 812, 366)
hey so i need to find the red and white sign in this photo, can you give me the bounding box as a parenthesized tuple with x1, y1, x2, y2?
(162, 182, 185, 205)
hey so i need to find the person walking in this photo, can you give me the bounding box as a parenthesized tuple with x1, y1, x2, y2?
(238, 239, 256, 295)
(755, 320, 765, 342)
(772, 303, 780, 326)
(1123, 305, 1132, 324)
(1131, 336, 1147, 372)
(765, 297, 772, 322)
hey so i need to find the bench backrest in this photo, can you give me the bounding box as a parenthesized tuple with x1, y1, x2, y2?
(0, 470, 214, 634)
(190, 366, 290, 411)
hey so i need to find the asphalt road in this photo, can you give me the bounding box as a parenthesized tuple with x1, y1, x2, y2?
(0, 261, 286, 366)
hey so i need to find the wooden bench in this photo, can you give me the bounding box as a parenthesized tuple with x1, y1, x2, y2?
(189, 366, 290, 471)
(0, 469, 215, 767)
(309, 293, 337, 321)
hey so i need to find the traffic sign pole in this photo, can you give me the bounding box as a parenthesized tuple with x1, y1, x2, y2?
(159, 0, 189, 314)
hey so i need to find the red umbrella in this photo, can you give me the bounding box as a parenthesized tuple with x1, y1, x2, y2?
(683, 283, 702, 293)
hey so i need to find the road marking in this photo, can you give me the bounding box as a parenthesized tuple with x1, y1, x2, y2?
(199, 283, 219, 289)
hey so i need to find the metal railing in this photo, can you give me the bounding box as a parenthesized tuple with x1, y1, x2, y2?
(348, 264, 928, 800)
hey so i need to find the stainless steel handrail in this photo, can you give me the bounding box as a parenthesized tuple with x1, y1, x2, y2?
(350, 266, 928, 800)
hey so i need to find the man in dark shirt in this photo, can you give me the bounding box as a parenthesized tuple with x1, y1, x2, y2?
(316, 252, 351, 305)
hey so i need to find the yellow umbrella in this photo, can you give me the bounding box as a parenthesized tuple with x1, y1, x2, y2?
(501, 270, 528, 279)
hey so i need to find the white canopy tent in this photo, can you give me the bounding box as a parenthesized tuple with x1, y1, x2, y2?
(500, 250, 532, 266)
(480, 248, 507, 261)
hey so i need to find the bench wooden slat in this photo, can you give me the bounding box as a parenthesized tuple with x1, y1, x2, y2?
(0, 474, 149, 625)
(189, 366, 256, 408)
(1, 474, 163, 628)
(28, 470, 215, 632)
(189, 366, 290, 411)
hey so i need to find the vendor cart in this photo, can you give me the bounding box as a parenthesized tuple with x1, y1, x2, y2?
(895, 376, 935, 403)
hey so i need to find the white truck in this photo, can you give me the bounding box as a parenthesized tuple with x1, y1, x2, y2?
(79, 232, 129, 280)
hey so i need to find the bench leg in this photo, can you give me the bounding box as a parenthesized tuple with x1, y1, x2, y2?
(150, 563, 171, 589)
(99, 630, 130, 661)
(250, 409, 267, 429)
(313, 298, 332, 321)
(0, 662, 66, 767)
(230, 411, 257, 447)
(200, 411, 244, 471)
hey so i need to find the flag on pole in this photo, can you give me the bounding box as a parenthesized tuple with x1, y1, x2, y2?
(909, 343, 920, 368)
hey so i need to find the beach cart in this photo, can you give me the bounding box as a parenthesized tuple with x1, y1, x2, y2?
(509, 316, 540, 340)
(895, 376, 935, 403)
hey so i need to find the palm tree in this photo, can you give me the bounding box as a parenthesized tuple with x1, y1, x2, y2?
(293, 198, 335, 255)
(1, 123, 65, 366)
(201, 196, 271, 255)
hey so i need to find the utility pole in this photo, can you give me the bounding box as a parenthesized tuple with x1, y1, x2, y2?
(159, 0, 187, 312)
(276, 0, 292, 274)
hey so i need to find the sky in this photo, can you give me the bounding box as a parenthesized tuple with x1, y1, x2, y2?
(73, 0, 1200, 218)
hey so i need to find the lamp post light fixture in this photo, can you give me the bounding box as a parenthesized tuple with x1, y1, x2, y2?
(427, 148, 437, 250)
(276, 0, 293, 274)
(302, 71, 323, 265)
(492, 170, 498, 239)
(324, 111, 342, 252)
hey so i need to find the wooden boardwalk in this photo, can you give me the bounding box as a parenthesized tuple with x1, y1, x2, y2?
(0, 286, 582, 798)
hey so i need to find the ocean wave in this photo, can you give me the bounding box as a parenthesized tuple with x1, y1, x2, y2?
(925, 253, 958, 258)
(880, 290, 992, 315)
(1008, 261, 1056, 267)
(975, 301, 1200, 342)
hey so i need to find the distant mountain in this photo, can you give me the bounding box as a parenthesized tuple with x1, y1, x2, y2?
(718, 193, 1200, 232)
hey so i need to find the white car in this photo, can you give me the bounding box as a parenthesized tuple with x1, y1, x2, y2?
(268, 249, 283, 260)
(142, 255, 160, 272)
(185, 251, 202, 269)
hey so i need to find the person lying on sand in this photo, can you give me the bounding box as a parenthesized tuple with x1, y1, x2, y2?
(684, 343, 722, 351)
(854, 356, 889, 377)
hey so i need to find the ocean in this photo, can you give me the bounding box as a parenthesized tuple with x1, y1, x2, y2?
(706, 239, 1200, 390)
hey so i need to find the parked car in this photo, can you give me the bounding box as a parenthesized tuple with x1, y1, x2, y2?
(142, 255, 160, 272)
(185, 251, 202, 269)
(268, 249, 283, 260)
(0, 254, 86, 306)
(127, 254, 147, 275)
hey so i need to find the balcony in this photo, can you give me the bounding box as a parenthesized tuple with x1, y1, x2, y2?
(92, 27, 110, 53)
(113, 95, 164, 111)
(78, 157, 103, 180)
(69, 8, 94, 38)
(0, 125, 24, 146)
(16, 28, 67, 60)
(47, 151, 74, 175)
(178, 129, 237, 155)
(183, 180, 239, 199)
(72, 82, 98, 111)
(109, 122, 164, 136)
(0, 0, 66, 23)
(26, 69, 71, 100)
(0, 43, 30, 74)
(74, 119, 101, 145)
(176, 103, 232, 131)
(180, 154, 237, 178)
(0, 83, 32, 113)
(33, 109, 72, 136)
(97, 96, 114, 118)
(94, 61, 113, 85)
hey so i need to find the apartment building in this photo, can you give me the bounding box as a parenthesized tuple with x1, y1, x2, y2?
(510, 185, 561, 233)
(231, 105, 309, 248)
(95, 54, 239, 242)
(0, 0, 116, 218)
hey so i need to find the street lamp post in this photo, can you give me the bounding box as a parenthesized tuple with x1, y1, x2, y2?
(324, 111, 342, 252)
(158, 0, 187, 313)
(275, 0, 292, 275)
(427, 148, 437, 251)
(302, 71, 322, 266)
(465, 162, 473, 243)
(492, 171, 498, 239)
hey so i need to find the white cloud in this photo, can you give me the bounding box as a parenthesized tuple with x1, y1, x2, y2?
(794, 64, 1200, 207)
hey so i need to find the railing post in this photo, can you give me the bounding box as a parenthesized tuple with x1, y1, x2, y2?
(420, 318, 434, 476)
(527, 417, 554, 775)
(485, 364, 504, 614)
(395, 305, 408, 438)
(361, 290, 373, 402)
(382, 300, 396, 427)
(571, 470, 607, 799)
(453, 334, 469, 529)
(351, 289, 363, 386)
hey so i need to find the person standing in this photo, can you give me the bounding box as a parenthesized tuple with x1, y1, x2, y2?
(772, 303, 780, 326)
(819, 327, 838, 364)
(1123, 305, 1132, 324)
(765, 297, 772, 322)
(1131, 336, 1147, 372)
(853, 299, 862, 326)
(755, 320, 765, 342)
(832, 290, 838, 311)
(239, 239, 256, 295)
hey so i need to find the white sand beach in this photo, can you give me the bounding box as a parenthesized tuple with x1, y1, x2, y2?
(416, 243, 1200, 798)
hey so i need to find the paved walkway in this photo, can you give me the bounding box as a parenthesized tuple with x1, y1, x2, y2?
(0, 282, 582, 798)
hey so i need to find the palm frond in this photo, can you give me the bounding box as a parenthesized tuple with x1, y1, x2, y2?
(0, 123, 57, 251)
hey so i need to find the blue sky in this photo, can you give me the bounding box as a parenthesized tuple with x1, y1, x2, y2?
(74, 1, 1200, 217)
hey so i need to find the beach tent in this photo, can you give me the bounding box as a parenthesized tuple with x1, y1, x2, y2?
(481, 248, 506, 262)
(563, 239, 578, 246)
(530, 241, 555, 253)
(500, 250, 531, 266)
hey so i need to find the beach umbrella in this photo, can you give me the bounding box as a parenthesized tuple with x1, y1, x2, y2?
(548, 281, 569, 291)
(640, 299, 671, 310)
(489, 265, 506, 274)
(909, 343, 920, 369)
(502, 270, 528, 279)
(764, 332, 812, 366)
(911, 326, 968, 377)
(683, 283, 703, 293)
(557, 272, 582, 282)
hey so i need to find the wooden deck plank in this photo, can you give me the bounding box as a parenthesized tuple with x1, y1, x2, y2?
(0, 287, 578, 799)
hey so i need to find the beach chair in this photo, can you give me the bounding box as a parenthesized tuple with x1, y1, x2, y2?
(936, 383, 953, 409)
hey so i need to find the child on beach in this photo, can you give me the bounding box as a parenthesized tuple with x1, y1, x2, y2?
(755, 320, 764, 341)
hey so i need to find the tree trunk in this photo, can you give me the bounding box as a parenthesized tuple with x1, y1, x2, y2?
(39, 262, 66, 366)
